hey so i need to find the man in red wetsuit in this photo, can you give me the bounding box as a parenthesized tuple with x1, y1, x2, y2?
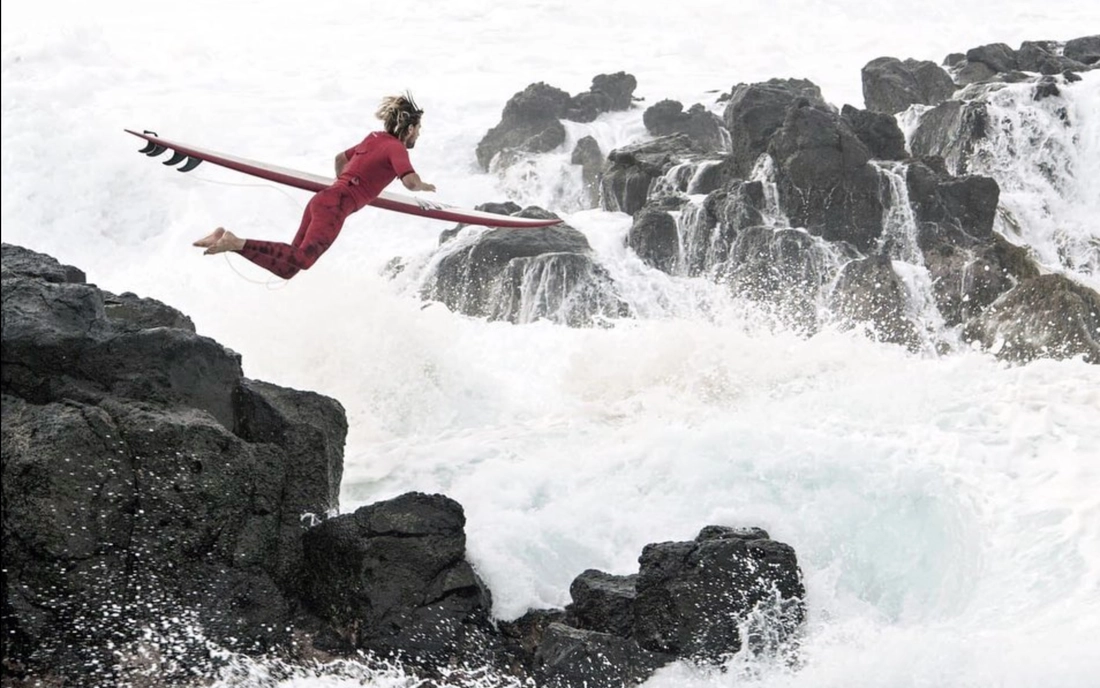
(193, 92, 435, 279)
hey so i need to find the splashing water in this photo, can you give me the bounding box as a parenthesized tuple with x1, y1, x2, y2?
(965, 72, 1100, 289)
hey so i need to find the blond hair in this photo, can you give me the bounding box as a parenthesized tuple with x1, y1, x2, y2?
(376, 91, 423, 141)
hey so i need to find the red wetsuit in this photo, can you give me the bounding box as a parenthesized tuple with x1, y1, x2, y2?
(238, 132, 415, 279)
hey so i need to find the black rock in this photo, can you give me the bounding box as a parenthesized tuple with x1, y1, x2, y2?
(1064, 35, 1100, 66)
(722, 78, 825, 178)
(861, 57, 956, 114)
(768, 101, 883, 251)
(299, 492, 496, 667)
(964, 275, 1100, 363)
(827, 254, 920, 350)
(644, 99, 726, 152)
(627, 206, 679, 273)
(632, 526, 805, 661)
(1, 244, 346, 685)
(566, 569, 638, 637)
(841, 104, 908, 160)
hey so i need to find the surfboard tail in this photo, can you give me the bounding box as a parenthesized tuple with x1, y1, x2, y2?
(129, 129, 204, 173)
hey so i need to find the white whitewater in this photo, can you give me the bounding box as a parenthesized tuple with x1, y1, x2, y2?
(968, 72, 1100, 290)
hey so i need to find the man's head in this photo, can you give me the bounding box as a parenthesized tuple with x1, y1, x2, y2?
(376, 91, 424, 148)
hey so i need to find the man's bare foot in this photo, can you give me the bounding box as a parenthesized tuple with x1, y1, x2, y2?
(193, 227, 225, 248)
(203, 229, 245, 255)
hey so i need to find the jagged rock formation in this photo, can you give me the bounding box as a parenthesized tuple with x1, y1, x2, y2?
(1, 243, 346, 685)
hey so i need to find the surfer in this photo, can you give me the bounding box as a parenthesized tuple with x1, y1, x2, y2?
(193, 92, 435, 279)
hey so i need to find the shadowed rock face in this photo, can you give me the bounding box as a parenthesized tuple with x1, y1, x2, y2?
(768, 101, 883, 252)
(534, 623, 673, 688)
(1, 243, 346, 685)
(905, 159, 999, 239)
(917, 223, 1040, 327)
(726, 226, 837, 334)
(841, 104, 908, 160)
(300, 492, 496, 667)
(908, 100, 991, 174)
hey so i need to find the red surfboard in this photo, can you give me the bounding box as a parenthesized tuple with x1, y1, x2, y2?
(124, 129, 562, 229)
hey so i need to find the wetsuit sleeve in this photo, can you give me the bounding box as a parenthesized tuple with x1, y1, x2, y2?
(389, 140, 415, 179)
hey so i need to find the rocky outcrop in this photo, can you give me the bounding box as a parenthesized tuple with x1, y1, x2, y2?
(643, 99, 726, 151)
(963, 274, 1100, 363)
(861, 56, 956, 114)
(627, 206, 679, 273)
(1064, 35, 1100, 66)
(768, 100, 884, 252)
(458, 34, 1099, 363)
(841, 104, 907, 160)
(722, 78, 824, 179)
(601, 133, 706, 215)
(1, 243, 347, 685)
(571, 135, 606, 208)
(957, 40, 1093, 84)
(949, 37, 1098, 86)
(300, 493, 496, 666)
(423, 209, 631, 326)
(476, 73, 638, 171)
(827, 253, 920, 350)
(569, 71, 638, 120)
(633, 526, 804, 660)
(522, 526, 805, 688)
(476, 82, 569, 171)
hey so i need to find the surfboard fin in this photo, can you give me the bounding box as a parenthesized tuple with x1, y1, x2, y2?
(143, 143, 167, 157)
(177, 156, 203, 172)
(135, 129, 162, 155)
(162, 151, 188, 166)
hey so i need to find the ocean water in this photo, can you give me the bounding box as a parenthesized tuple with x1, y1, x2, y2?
(3, 2, 1099, 686)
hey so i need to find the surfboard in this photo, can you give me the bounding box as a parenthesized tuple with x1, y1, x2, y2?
(123, 129, 562, 229)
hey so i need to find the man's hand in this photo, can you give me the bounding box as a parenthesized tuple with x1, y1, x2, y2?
(402, 172, 435, 192)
